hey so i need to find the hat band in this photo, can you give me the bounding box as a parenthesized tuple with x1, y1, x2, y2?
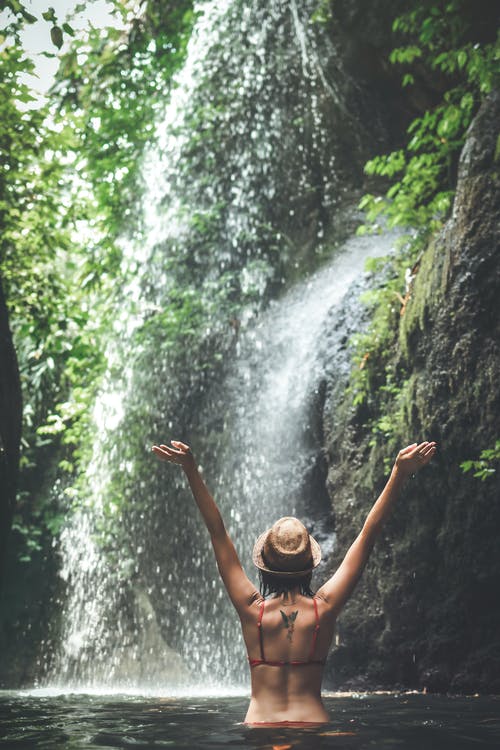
(261, 549, 313, 574)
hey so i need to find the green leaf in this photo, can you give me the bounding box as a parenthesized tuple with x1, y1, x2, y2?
(457, 50, 467, 69)
(21, 11, 38, 24)
(50, 25, 63, 49)
(42, 8, 57, 23)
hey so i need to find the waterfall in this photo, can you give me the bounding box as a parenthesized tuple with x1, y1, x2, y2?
(45, 0, 395, 690)
(190, 231, 394, 684)
(45, 0, 237, 691)
(47, 236, 394, 690)
(219, 233, 393, 560)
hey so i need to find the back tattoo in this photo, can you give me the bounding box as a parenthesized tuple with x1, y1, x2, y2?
(280, 610, 298, 642)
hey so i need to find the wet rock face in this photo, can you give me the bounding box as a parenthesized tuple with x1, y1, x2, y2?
(322, 92, 500, 693)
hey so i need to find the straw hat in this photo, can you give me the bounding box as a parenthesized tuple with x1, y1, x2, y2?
(252, 516, 321, 577)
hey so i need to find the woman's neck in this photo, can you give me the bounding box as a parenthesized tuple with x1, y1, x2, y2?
(274, 587, 301, 604)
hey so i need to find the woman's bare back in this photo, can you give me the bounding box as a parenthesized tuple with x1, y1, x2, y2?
(241, 593, 334, 724)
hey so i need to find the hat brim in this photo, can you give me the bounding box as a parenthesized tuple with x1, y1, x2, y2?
(252, 528, 322, 577)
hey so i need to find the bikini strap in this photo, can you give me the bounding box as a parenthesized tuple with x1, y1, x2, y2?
(309, 597, 320, 661)
(257, 599, 266, 662)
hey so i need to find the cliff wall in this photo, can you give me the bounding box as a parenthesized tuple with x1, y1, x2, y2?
(324, 91, 500, 693)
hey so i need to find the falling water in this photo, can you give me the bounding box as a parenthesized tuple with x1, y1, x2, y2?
(219, 232, 393, 558)
(46, 0, 395, 690)
(173, 231, 396, 686)
(48, 238, 396, 689)
(46, 0, 237, 691)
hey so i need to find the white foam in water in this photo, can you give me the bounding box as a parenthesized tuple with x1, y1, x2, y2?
(17, 685, 247, 698)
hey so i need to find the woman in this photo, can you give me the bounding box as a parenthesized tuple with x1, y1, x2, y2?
(152, 438, 436, 724)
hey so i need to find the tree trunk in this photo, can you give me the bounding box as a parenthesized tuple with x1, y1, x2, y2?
(0, 278, 22, 585)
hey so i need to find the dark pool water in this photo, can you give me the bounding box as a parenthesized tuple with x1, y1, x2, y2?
(0, 690, 499, 749)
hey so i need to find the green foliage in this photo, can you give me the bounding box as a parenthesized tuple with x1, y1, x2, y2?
(310, 0, 332, 25)
(460, 440, 500, 481)
(359, 0, 499, 235)
(1, 8, 86, 449)
(0, 3, 113, 561)
(0, 0, 195, 563)
(52, 0, 196, 245)
(348, 240, 418, 410)
(350, 0, 499, 439)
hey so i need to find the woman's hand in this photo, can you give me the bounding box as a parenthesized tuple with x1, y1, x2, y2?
(394, 441, 437, 477)
(152, 440, 195, 471)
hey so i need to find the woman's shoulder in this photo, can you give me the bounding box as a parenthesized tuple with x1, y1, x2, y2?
(237, 589, 264, 619)
(312, 592, 338, 625)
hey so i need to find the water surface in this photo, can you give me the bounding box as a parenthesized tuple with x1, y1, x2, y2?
(1, 691, 499, 749)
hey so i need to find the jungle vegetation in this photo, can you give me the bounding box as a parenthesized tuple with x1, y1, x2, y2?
(1, 0, 195, 566)
(350, 0, 499, 471)
(0, 0, 498, 574)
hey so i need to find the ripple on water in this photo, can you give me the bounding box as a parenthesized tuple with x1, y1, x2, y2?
(0, 692, 499, 750)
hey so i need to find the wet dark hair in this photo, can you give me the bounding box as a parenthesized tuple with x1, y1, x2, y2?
(259, 570, 314, 598)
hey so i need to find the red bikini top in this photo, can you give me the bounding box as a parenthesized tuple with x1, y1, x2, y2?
(248, 596, 326, 667)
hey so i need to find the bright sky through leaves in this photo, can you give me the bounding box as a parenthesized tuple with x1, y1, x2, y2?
(2, 0, 121, 101)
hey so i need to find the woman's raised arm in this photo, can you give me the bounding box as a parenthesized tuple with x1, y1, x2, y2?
(316, 441, 436, 616)
(152, 440, 258, 613)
